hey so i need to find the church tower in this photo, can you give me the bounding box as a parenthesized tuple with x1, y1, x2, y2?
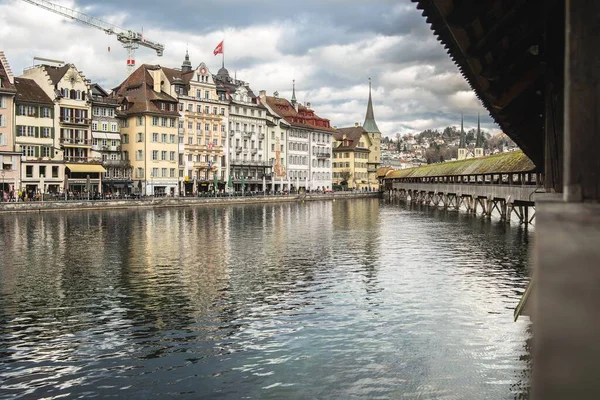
(474, 113, 484, 158)
(181, 50, 192, 73)
(364, 78, 381, 190)
(458, 113, 467, 160)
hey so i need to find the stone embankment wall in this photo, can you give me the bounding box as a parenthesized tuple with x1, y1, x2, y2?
(0, 192, 380, 214)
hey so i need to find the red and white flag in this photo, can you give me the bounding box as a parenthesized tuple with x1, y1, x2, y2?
(213, 40, 224, 56)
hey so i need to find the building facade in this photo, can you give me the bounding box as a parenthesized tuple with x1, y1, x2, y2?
(22, 62, 105, 194)
(90, 84, 132, 193)
(0, 51, 20, 198)
(264, 90, 334, 191)
(13, 77, 61, 195)
(214, 67, 270, 192)
(332, 125, 372, 190)
(164, 53, 229, 195)
(113, 64, 179, 196)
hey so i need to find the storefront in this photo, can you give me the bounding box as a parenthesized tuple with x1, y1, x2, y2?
(65, 164, 106, 194)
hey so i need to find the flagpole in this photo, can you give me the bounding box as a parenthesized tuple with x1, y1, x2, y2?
(222, 40, 225, 69)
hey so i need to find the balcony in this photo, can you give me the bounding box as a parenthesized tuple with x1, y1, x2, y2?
(251, 148, 258, 155)
(316, 152, 331, 158)
(178, 128, 185, 134)
(235, 146, 242, 153)
(193, 161, 210, 168)
(243, 131, 252, 138)
(61, 137, 92, 146)
(230, 160, 271, 167)
(229, 130, 235, 137)
(63, 156, 103, 163)
(258, 133, 265, 140)
(60, 116, 91, 125)
(92, 145, 121, 152)
(103, 159, 131, 168)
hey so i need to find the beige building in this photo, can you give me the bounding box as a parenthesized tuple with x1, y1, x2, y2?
(22, 62, 105, 193)
(333, 125, 372, 190)
(163, 53, 229, 195)
(113, 64, 179, 196)
(14, 77, 62, 195)
(0, 51, 20, 198)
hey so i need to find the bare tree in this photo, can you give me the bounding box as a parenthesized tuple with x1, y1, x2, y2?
(339, 169, 352, 185)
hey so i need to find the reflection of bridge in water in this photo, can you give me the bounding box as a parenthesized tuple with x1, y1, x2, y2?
(383, 151, 539, 224)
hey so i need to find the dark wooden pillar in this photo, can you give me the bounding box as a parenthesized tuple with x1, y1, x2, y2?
(563, 0, 600, 201)
(533, 2, 600, 399)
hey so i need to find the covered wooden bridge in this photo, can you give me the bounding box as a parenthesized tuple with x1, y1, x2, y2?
(383, 151, 539, 223)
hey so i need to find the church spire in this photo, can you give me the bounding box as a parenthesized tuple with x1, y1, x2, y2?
(363, 77, 380, 133)
(459, 112, 466, 148)
(181, 48, 192, 72)
(475, 113, 483, 147)
(291, 79, 297, 106)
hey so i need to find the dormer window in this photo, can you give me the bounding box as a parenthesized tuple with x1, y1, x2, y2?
(160, 102, 165, 111)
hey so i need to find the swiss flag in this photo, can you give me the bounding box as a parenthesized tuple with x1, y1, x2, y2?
(213, 40, 224, 56)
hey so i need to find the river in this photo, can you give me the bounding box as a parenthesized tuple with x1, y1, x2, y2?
(0, 198, 531, 399)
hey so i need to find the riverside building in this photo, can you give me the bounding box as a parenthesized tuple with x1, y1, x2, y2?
(22, 61, 105, 193)
(163, 52, 229, 195)
(112, 64, 179, 196)
(213, 67, 270, 192)
(0, 52, 20, 196)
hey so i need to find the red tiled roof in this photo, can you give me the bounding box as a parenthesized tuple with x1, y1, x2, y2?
(112, 64, 179, 117)
(264, 96, 336, 132)
(14, 77, 53, 105)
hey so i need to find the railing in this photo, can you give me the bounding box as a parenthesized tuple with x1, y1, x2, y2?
(230, 160, 271, 167)
(251, 148, 258, 155)
(235, 146, 242, 153)
(258, 133, 265, 140)
(103, 159, 131, 167)
(193, 161, 210, 168)
(316, 152, 331, 158)
(60, 116, 91, 125)
(61, 138, 92, 146)
(229, 130, 235, 137)
(92, 145, 121, 151)
(63, 156, 103, 163)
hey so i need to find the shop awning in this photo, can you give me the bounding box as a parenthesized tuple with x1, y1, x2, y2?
(92, 132, 107, 139)
(92, 132, 121, 140)
(65, 164, 106, 173)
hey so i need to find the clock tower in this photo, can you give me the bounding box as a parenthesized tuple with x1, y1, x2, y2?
(363, 78, 381, 190)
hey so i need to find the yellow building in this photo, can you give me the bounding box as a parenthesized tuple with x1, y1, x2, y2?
(113, 65, 179, 196)
(332, 125, 372, 190)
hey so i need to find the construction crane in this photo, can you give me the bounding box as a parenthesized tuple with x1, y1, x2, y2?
(20, 0, 165, 75)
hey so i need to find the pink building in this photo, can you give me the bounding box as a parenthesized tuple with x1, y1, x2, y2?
(0, 51, 20, 198)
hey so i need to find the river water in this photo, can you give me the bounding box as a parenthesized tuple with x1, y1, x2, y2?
(0, 199, 531, 399)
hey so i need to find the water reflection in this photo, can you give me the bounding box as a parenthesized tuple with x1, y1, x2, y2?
(0, 199, 530, 399)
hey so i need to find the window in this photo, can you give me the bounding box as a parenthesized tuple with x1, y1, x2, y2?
(0, 96, 6, 109)
(170, 168, 175, 178)
(213, 124, 218, 132)
(169, 118, 175, 128)
(102, 122, 108, 132)
(188, 104, 193, 112)
(152, 117, 159, 126)
(136, 150, 143, 161)
(41, 107, 51, 118)
(136, 167, 144, 178)
(205, 123, 210, 131)
(92, 122, 98, 131)
(22, 146, 35, 157)
(179, 103, 183, 111)
(161, 168, 167, 178)
(170, 151, 175, 161)
(160, 103, 165, 111)
(204, 105, 210, 114)
(204, 90, 209, 99)
(152, 167, 158, 177)
(41, 127, 51, 138)
(161, 151, 167, 161)
(122, 134, 129, 144)
(52, 166, 58, 178)
(161, 117, 167, 127)
(161, 134, 167, 143)
(152, 133, 158, 142)
(196, 89, 201, 99)
(111, 123, 118, 132)
(197, 105, 202, 113)
(152, 150, 158, 161)
(41, 147, 50, 157)
(170, 134, 175, 143)
(213, 107, 218, 115)
(137, 116, 144, 126)
(220, 107, 225, 115)
(169, 104, 174, 112)
(26, 165, 33, 178)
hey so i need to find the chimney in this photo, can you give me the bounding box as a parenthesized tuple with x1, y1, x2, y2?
(273, 91, 279, 99)
(355, 122, 359, 127)
(306, 102, 311, 109)
(259, 90, 266, 97)
(152, 69, 161, 93)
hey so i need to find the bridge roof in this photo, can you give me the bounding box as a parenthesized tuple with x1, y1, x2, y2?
(386, 151, 536, 179)
(411, 0, 546, 168)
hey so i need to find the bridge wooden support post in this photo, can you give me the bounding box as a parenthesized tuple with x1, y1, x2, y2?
(534, 3, 600, 398)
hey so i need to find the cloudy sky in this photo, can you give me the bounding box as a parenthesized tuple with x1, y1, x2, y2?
(0, 0, 500, 137)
